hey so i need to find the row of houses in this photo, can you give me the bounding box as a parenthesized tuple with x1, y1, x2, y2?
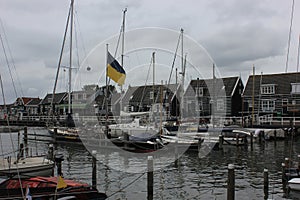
(1, 72, 300, 121)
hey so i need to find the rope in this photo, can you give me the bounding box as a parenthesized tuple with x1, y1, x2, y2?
(0, 18, 24, 97)
(106, 172, 146, 198)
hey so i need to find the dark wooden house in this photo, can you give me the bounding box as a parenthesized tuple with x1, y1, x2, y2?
(121, 84, 179, 117)
(39, 92, 68, 116)
(242, 72, 300, 117)
(184, 76, 243, 118)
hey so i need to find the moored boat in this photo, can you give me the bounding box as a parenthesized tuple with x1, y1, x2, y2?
(0, 176, 107, 199)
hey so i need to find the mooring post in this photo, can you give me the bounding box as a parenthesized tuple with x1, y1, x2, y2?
(92, 150, 97, 188)
(54, 128, 57, 150)
(219, 135, 223, 149)
(227, 164, 235, 200)
(274, 130, 277, 142)
(147, 156, 154, 200)
(263, 168, 269, 199)
(282, 163, 287, 193)
(55, 154, 64, 176)
(23, 126, 28, 156)
(250, 132, 253, 149)
(236, 134, 239, 146)
(48, 144, 54, 161)
(284, 157, 289, 168)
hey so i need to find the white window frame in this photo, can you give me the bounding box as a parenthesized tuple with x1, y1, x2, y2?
(260, 84, 275, 94)
(150, 91, 154, 100)
(195, 87, 204, 97)
(291, 83, 300, 94)
(261, 99, 275, 112)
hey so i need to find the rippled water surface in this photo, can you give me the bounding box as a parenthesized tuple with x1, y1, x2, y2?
(1, 127, 300, 199)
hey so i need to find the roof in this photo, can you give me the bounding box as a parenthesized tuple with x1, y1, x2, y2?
(243, 72, 300, 96)
(185, 76, 241, 97)
(26, 98, 42, 106)
(129, 84, 178, 105)
(40, 92, 68, 105)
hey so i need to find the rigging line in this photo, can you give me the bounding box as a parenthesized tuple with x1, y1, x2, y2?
(0, 32, 18, 99)
(0, 18, 24, 96)
(167, 30, 181, 86)
(138, 56, 153, 112)
(297, 34, 300, 73)
(285, 0, 295, 73)
(74, 10, 90, 67)
(49, 1, 72, 120)
(0, 73, 25, 199)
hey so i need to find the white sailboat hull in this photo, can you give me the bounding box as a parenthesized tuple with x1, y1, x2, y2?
(0, 156, 54, 178)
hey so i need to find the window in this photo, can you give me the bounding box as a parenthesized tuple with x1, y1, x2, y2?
(291, 83, 300, 94)
(150, 91, 154, 100)
(196, 101, 203, 111)
(83, 93, 87, 100)
(261, 99, 275, 112)
(260, 84, 275, 94)
(195, 87, 204, 97)
(163, 90, 168, 99)
(217, 99, 225, 111)
(282, 99, 288, 106)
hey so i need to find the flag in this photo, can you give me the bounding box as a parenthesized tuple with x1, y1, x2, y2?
(57, 176, 67, 189)
(107, 51, 126, 85)
(25, 185, 32, 200)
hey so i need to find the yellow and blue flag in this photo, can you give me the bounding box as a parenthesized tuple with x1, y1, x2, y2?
(107, 51, 126, 85)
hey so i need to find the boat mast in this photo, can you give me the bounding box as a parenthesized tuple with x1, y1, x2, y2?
(180, 28, 184, 119)
(153, 52, 155, 106)
(49, 0, 72, 122)
(68, 0, 74, 115)
(121, 8, 126, 94)
(252, 65, 255, 127)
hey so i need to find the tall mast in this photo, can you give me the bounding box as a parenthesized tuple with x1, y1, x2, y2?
(68, 0, 74, 115)
(105, 44, 110, 138)
(121, 8, 127, 91)
(153, 52, 155, 105)
(252, 65, 255, 127)
(180, 29, 184, 119)
(212, 63, 215, 128)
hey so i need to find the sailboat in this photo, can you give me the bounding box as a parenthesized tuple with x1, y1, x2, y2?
(48, 0, 80, 142)
(0, 25, 54, 178)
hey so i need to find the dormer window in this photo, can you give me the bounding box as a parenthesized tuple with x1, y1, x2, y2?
(291, 83, 300, 94)
(260, 84, 275, 94)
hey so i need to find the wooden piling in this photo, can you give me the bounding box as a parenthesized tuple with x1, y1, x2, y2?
(219, 135, 223, 149)
(92, 150, 97, 188)
(147, 156, 154, 200)
(284, 157, 289, 168)
(236, 134, 239, 146)
(23, 126, 28, 156)
(250, 132, 253, 150)
(227, 164, 235, 200)
(55, 154, 64, 176)
(54, 128, 57, 150)
(263, 169, 268, 199)
(282, 163, 287, 193)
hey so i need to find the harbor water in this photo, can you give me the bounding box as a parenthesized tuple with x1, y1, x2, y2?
(1, 127, 300, 199)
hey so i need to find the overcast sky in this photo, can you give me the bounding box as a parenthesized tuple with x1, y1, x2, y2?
(0, 0, 300, 104)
